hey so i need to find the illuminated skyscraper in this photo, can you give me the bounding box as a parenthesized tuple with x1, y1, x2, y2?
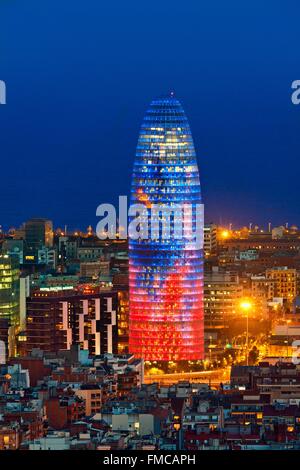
(129, 95, 204, 361)
(0, 254, 20, 357)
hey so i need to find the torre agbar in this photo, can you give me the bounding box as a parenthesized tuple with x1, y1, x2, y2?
(129, 95, 204, 362)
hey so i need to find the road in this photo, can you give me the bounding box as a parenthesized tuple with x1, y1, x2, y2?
(144, 367, 231, 385)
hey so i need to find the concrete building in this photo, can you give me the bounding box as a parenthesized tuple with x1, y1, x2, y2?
(37, 247, 57, 269)
(19, 275, 30, 331)
(251, 276, 275, 301)
(266, 267, 297, 301)
(24, 219, 53, 263)
(0, 425, 19, 450)
(77, 246, 104, 262)
(117, 290, 129, 354)
(25, 290, 118, 356)
(204, 267, 242, 341)
(75, 384, 102, 416)
(45, 395, 85, 430)
(0, 254, 20, 357)
(101, 403, 164, 435)
(237, 249, 258, 261)
(204, 224, 217, 257)
(80, 260, 110, 279)
(28, 433, 72, 450)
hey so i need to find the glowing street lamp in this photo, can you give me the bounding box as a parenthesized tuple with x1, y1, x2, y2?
(240, 300, 252, 312)
(240, 299, 252, 366)
(221, 230, 230, 239)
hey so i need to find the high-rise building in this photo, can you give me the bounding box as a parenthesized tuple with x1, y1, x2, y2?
(19, 274, 30, 331)
(0, 254, 20, 357)
(204, 267, 242, 342)
(129, 95, 204, 361)
(24, 218, 53, 262)
(251, 276, 275, 302)
(117, 290, 129, 354)
(0, 318, 9, 364)
(204, 223, 217, 257)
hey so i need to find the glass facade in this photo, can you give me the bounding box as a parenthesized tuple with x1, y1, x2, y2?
(0, 254, 20, 357)
(0, 254, 20, 327)
(129, 95, 204, 361)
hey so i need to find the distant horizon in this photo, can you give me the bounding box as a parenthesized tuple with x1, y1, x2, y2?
(1, 1, 300, 230)
(1, 217, 299, 234)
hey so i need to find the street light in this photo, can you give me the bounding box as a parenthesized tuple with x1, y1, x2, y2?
(240, 299, 252, 366)
(285, 319, 292, 358)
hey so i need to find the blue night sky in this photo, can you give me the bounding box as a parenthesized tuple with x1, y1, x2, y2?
(0, 0, 300, 231)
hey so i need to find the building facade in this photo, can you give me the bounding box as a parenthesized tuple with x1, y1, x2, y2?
(129, 95, 204, 361)
(204, 224, 217, 257)
(204, 267, 242, 340)
(25, 290, 118, 356)
(266, 267, 297, 301)
(0, 254, 20, 357)
(24, 218, 53, 263)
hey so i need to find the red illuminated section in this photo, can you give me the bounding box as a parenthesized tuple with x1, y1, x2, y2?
(129, 95, 204, 361)
(129, 264, 204, 361)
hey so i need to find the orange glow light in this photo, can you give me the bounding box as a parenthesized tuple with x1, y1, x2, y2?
(240, 299, 252, 311)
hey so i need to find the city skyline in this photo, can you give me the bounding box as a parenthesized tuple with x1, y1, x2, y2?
(2, 0, 300, 456)
(1, 0, 300, 230)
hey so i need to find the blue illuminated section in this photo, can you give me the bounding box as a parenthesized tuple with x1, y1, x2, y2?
(129, 95, 204, 361)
